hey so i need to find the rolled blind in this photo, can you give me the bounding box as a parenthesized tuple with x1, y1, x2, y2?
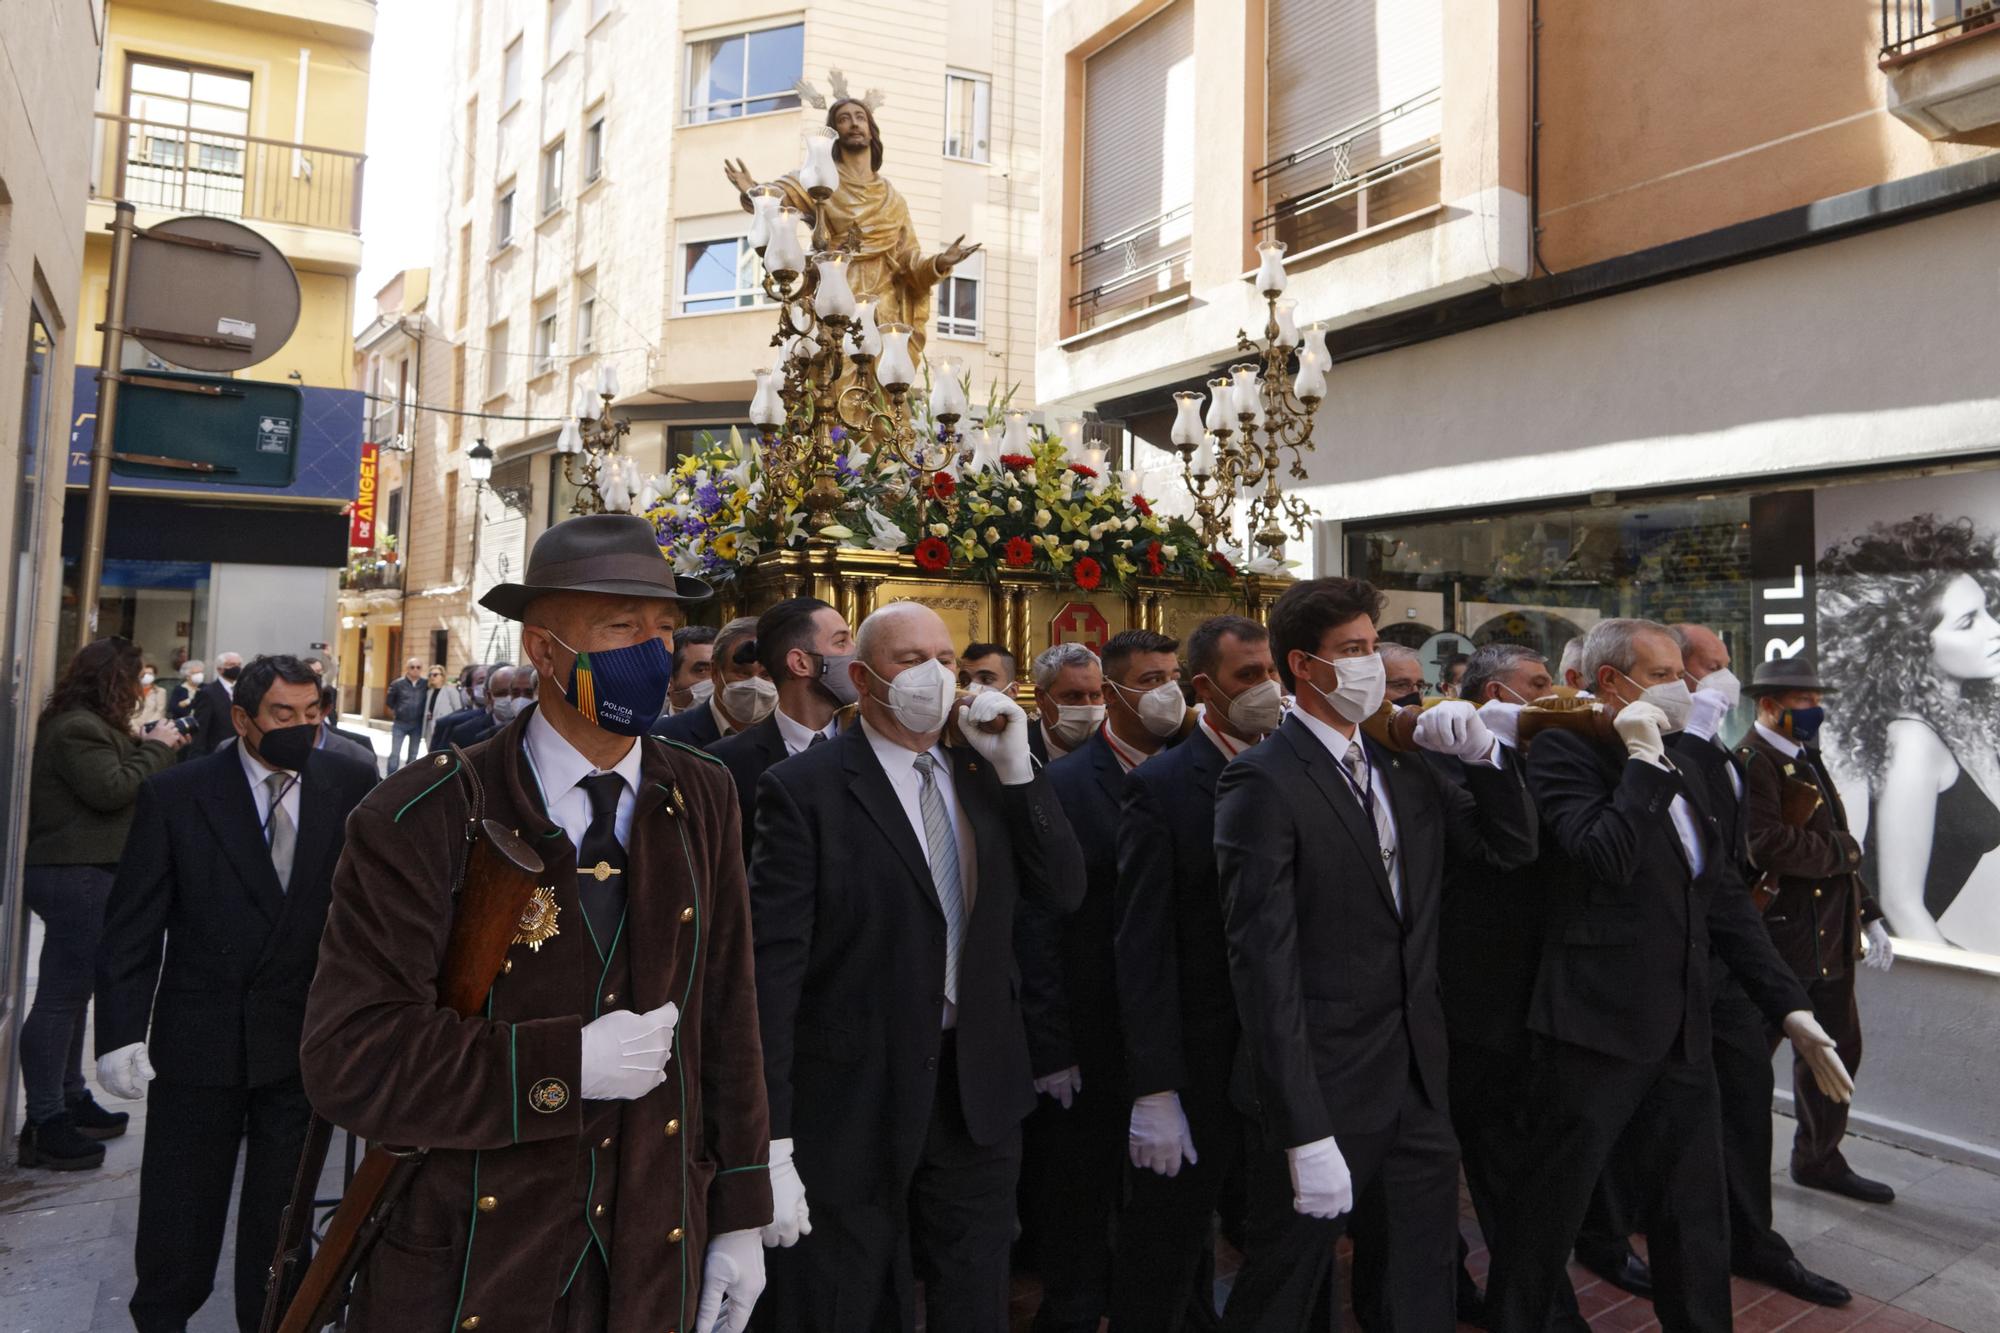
(1266, 0, 1442, 199)
(1079, 0, 1195, 305)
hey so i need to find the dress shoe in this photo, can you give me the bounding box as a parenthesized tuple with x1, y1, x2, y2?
(66, 1090, 130, 1140)
(16, 1114, 106, 1171)
(1575, 1246, 1653, 1299)
(1792, 1163, 1896, 1204)
(1741, 1256, 1851, 1306)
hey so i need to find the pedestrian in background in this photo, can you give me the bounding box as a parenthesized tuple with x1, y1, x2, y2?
(419, 663, 458, 748)
(168, 660, 205, 722)
(317, 684, 379, 771)
(131, 662, 168, 731)
(429, 662, 500, 750)
(17, 636, 187, 1171)
(186, 651, 242, 757)
(384, 656, 426, 773)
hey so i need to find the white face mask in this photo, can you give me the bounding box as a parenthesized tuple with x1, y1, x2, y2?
(140, 672, 155, 687)
(1111, 678, 1186, 739)
(722, 675, 778, 726)
(1697, 666, 1741, 710)
(687, 678, 716, 708)
(1045, 703, 1104, 749)
(1619, 672, 1693, 733)
(1303, 651, 1386, 725)
(1213, 677, 1284, 737)
(866, 658, 957, 736)
(491, 696, 525, 722)
(188, 672, 205, 686)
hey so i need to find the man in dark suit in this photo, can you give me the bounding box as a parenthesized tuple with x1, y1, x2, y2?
(453, 666, 538, 749)
(185, 650, 242, 757)
(1026, 642, 1105, 768)
(1485, 618, 1856, 1333)
(664, 623, 718, 715)
(427, 661, 503, 750)
(1018, 628, 1183, 1333)
(95, 654, 377, 1333)
(711, 597, 850, 864)
(1741, 657, 1896, 1206)
(1216, 578, 1538, 1333)
(655, 617, 770, 747)
(749, 601, 1085, 1333)
(1111, 615, 1282, 1332)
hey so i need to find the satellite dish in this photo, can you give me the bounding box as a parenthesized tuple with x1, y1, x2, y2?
(124, 215, 301, 373)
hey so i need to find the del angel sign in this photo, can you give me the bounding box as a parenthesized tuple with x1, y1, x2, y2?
(350, 442, 380, 548)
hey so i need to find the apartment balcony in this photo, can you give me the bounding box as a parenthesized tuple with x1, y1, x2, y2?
(1881, 0, 2000, 138)
(88, 112, 366, 272)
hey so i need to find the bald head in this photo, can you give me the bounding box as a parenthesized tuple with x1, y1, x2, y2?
(485, 665, 517, 700)
(855, 601, 954, 672)
(1671, 623, 1730, 681)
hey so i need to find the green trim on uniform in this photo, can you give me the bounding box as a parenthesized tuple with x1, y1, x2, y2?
(654, 736, 725, 767)
(715, 1163, 770, 1176)
(670, 815, 705, 1331)
(392, 761, 461, 823)
(450, 1151, 484, 1332)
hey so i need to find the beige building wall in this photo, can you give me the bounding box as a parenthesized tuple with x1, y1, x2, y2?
(0, 0, 108, 1128)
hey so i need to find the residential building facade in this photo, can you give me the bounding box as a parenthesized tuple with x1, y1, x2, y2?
(1039, 0, 2000, 1162)
(408, 0, 1043, 660)
(64, 0, 374, 676)
(0, 0, 108, 1128)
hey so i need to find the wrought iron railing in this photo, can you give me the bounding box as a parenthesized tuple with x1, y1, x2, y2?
(93, 112, 365, 233)
(340, 562, 402, 592)
(1882, 0, 1999, 59)
(1255, 90, 1443, 253)
(1068, 203, 1194, 329)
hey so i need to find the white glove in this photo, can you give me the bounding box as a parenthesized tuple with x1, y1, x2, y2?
(1477, 700, 1522, 750)
(579, 1002, 678, 1101)
(762, 1137, 811, 1248)
(1128, 1091, 1199, 1177)
(1286, 1135, 1354, 1219)
(1411, 700, 1495, 763)
(1034, 1065, 1083, 1109)
(1684, 687, 1732, 743)
(96, 1041, 155, 1101)
(1863, 920, 1895, 972)
(694, 1227, 767, 1333)
(1697, 666, 1742, 710)
(964, 689, 1033, 784)
(1783, 1010, 1855, 1104)
(1613, 700, 1669, 766)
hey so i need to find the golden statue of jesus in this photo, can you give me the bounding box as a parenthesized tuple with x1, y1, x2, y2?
(725, 95, 980, 354)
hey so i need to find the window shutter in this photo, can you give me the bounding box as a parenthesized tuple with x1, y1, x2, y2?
(1078, 0, 1195, 312)
(1265, 0, 1442, 200)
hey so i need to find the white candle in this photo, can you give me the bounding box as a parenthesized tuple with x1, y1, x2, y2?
(1082, 446, 1106, 471)
(966, 425, 994, 470)
(851, 301, 881, 358)
(800, 126, 839, 193)
(1191, 433, 1216, 478)
(1058, 418, 1084, 459)
(1002, 409, 1031, 454)
(766, 207, 807, 276)
(1254, 240, 1288, 296)
(1293, 347, 1328, 402)
(813, 253, 858, 319)
(1170, 390, 1204, 447)
(1230, 366, 1262, 419)
(572, 381, 599, 420)
(746, 186, 783, 251)
(877, 324, 917, 389)
(1203, 377, 1233, 433)
(597, 363, 620, 399)
(1274, 299, 1299, 347)
(556, 418, 583, 454)
(929, 356, 970, 418)
(1301, 322, 1331, 371)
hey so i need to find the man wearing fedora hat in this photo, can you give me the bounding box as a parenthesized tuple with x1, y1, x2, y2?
(1739, 656, 1896, 1206)
(301, 513, 774, 1333)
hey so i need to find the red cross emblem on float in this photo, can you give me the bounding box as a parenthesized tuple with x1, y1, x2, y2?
(1049, 602, 1109, 654)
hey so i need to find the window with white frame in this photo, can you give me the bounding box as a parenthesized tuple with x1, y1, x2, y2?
(540, 137, 564, 214)
(944, 71, 991, 163)
(936, 253, 984, 340)
(486, 321, 511, 397)
(494, 183, 516, 248)
(533, 297, 558, 375)
(677, 235, 771, 314)
(576, 272, 597, 352)
(583, 109, 605, 182)
(548, 0, 574, 61)
(682, 23, 803, 124)
(502, 37, 524, 109)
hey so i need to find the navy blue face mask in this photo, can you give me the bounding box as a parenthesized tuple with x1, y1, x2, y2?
(549, 632, 673, 737)
(1782, 706, 1826, 746)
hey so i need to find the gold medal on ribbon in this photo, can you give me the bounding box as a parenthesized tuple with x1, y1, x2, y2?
(512, 885, 561, 952)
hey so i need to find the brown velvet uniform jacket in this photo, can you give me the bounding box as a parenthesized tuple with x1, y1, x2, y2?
(1738, 729, 1884, 983)
(300, 710, 772, 1333)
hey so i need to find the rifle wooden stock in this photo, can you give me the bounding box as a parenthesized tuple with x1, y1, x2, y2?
(262, 814, 544, 1333)
(1515, 694, 1623, 754)
(1749, 777, 1824, 914)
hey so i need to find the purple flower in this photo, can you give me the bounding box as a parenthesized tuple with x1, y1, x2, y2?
(694, 482, 722, 514)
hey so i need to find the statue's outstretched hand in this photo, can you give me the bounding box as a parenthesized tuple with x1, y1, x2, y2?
(724, 158, 758, 197)
(938, 235, 983, 270)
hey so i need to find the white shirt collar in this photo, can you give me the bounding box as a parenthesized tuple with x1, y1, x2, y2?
(238, 735, 285, 788)
(707, 693, 739, 738)
(1291, 705, 1360, 767)
(1754, 720, 1803, 760)
(858, 714, 947, 779)
(774, 703, 835, 756)
(524, 705, 642, 811)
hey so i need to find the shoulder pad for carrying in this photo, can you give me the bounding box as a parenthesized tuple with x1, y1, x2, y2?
(651, 735, 726, 768)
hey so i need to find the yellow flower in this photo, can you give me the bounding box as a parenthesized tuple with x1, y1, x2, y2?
(713, 532, 740, 561)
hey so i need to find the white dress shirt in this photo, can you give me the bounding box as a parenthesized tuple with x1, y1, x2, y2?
(240, 740, 301, 839)
(859, 716, 978, 1027)
(1754, 720, 1803, 761)
(708, 694, 740, 740)
(774, 705, 837, 757)
(1291, 709, 1403, 911)
(1200, 711, 1251, 761)
(521, 705, 642, 855)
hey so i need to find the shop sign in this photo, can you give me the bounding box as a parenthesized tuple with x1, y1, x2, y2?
(351, 443, 380, 548)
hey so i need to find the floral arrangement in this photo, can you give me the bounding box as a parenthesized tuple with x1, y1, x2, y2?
(640, 424, 1231, 594)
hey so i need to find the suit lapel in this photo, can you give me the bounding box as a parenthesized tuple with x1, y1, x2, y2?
(202, 747, 287, 925)
(842, 727, 935, 905)
(1278, 718, 1396, 915)
(1371, 736, 1428, 926)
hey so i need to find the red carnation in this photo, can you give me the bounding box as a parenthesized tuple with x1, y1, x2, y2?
(1068, 463, 1099, 479)
(913, 537, 952, 571)
(1073, 556, 1103, 591)
(1145, 540, 1165, 577)
(1210, 549, 1236, 577)
(1131, 494, 1153, 517)
(1000, 453, 1034, 471)
(926, 470, 957, 502)
(1004, 536, 1035, 568)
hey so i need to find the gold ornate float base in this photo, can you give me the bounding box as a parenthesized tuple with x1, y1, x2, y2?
(716, 545, 1289, 693)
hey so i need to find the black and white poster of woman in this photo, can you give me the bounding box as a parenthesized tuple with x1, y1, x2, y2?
(1815, 471, 2000, 961)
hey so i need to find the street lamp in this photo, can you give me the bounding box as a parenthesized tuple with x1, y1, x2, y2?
(467, 438, 494, 485)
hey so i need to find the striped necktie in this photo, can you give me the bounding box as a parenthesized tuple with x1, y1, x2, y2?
(1341, 742, 1399, 913)
(912, 752, 966, 1004)
(265, 771, 295, 891)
